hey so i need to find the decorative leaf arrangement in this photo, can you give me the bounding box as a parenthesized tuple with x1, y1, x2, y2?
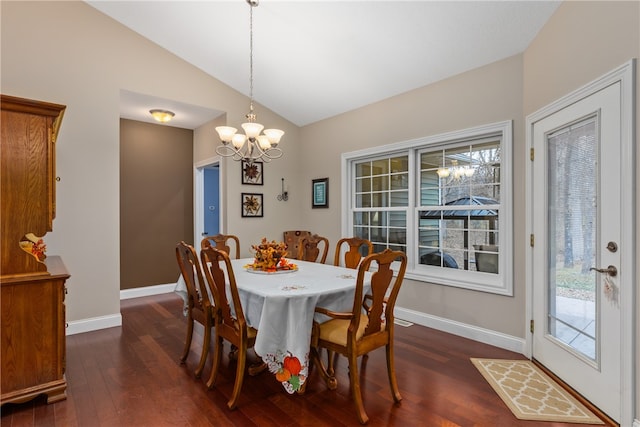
(247, 238, 296, 272)
(19, 233, 46, 262)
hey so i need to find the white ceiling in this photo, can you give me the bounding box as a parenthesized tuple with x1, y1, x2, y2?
(88, 0, 561, 129)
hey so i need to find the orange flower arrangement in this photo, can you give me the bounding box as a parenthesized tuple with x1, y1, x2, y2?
(249, 238, 296, 272)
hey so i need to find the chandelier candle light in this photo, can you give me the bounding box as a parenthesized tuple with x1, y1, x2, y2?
(215, 0, 284, 164)
(437, 159, 475, 179)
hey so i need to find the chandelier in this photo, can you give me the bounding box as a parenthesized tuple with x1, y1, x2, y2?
(437, 159, 475, 179)
(215, 0, 284, 164)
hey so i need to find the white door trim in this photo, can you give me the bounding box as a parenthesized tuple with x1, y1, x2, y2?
(525, 59, 635, 426)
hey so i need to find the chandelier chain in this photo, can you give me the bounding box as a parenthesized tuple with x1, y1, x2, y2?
(214, 0, 284, 164)
(248, 1, 254, 116)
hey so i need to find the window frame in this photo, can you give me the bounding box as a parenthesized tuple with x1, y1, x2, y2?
(341, 121, 513, 295)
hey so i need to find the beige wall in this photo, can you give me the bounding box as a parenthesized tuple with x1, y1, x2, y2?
(0, 1, 296, 321)
(300, 54, 526, 337)
(523, 0, 639, 421)
(297, 0, 639, 419)
(2, 0, 638, 419)
(120, 119, 193, 289)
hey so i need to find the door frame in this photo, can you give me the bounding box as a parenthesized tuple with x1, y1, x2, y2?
(524, 60, 635, 426)
(194, 155, 223, 247)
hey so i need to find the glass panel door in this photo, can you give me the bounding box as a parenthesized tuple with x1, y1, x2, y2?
(546, 117, 597, 361)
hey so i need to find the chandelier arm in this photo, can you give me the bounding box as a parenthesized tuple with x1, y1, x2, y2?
(260, 147, 283, 160)
(216, 145, 282, 163)
(249, 141, 283, 160)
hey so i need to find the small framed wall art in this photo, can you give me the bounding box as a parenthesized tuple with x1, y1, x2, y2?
(241, 193, 263, 217)
(242, 160, 263, 185)
(312, 178, 329, 208)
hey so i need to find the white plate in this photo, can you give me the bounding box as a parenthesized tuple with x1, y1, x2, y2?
(244, 266, 298, 274)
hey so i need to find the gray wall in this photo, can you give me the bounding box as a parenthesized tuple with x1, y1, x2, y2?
(120, 119, 193, 289)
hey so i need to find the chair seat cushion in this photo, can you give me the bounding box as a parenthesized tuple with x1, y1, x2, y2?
(318, 313, 369, 347)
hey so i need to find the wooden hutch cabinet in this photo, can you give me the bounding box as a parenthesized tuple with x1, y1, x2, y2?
(1, 95, 70, 405)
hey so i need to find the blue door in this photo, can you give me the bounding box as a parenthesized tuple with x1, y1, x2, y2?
(203, 167, 219, 238)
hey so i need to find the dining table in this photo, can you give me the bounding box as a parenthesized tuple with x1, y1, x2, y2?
(174, 257, 371, 393)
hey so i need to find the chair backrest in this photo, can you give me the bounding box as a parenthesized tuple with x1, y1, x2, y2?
(200, 246, 247, 334)
(352, 249, 407, 340)
(176, 241, 212, 311)
(297, 234, 329, 263)
(333, 237, 374, 269)
(201, 234, 240, 259)
(283, 230, 312, 260)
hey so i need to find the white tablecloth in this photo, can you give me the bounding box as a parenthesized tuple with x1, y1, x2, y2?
(174, 258, 370, 393)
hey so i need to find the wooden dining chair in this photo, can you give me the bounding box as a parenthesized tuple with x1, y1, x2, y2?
(283, 230, 311, 259)
(201, 234, 241, 259)
(200, 246, 258, 410)
(297, 234, 329, 263)
(333, 237, 374, 269)
(175, 241, 215, 379)
(311, 248, 407, 424)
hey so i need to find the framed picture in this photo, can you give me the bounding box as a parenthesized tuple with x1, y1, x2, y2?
(312, 178, 329, 208)
(241, 193, 263, 217)
(242, 160, 263, 185)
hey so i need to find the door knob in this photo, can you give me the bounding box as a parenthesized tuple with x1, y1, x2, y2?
(590, 265, 617, 277)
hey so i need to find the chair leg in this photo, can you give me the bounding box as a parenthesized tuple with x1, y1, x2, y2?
(194, 322, 211, 378)
(180, 315, 194, 364)
(227, 345, 247, 410)
(206, 336, 223, 389)
(347, 353, 368, 424)
(327, 349, 336, 375)
(386, 343, 402, 403)
(310, 346, 337, 390)
(229, 344, 238, 361)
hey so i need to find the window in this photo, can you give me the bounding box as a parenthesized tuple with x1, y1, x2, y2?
(353, 156, 409, 254)
(342, 121, 512, 295)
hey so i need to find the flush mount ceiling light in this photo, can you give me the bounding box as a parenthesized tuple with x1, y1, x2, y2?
(215, 0, 284, 164)
(149, 109, 175, 123)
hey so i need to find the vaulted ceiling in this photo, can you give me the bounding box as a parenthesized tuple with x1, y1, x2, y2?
(87, 1, 561, 129)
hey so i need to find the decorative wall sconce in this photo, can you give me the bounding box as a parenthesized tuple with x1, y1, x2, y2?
(277, 177, 288, 201)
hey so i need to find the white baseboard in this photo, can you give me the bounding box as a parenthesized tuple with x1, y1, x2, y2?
(65, 283, 177, 336)
(66, 313, 122, 336)
(633, 418, 640, 427)
(394, 306, 526, 355)
(120, 283, 177, 300)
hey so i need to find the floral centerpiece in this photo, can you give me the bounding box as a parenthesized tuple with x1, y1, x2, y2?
(248, 237, 296, 272)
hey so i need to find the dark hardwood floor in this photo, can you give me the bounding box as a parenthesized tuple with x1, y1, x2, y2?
(1, 293, 609, 427)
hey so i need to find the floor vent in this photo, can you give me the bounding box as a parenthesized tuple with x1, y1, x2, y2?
(394, 318, 414, 327)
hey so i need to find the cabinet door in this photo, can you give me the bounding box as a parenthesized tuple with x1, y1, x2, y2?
(1, 95, 65, 277)
(1, 273, 68, 404)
